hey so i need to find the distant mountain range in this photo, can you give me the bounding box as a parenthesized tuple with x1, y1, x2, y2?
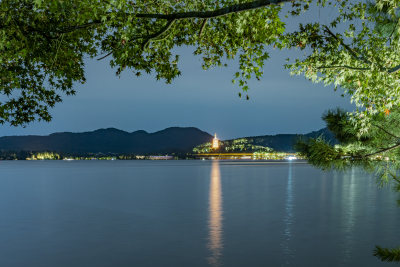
(0, 127, 336, 155)
(0, 127, 212, 155)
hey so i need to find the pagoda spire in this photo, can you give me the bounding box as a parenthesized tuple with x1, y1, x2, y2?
(212, 133, 219, 149)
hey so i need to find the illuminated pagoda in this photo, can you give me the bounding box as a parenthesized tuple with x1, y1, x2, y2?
(212, 133, 219, 149)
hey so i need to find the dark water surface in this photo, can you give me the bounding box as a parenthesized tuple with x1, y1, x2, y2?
(0, 160, 399, 266)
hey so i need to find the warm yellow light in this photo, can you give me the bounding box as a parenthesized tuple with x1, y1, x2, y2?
(208, 160, 223, 266)
(212, 133, 219, 149)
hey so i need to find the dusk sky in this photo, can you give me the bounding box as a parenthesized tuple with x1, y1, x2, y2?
(1, 5, 354, 140)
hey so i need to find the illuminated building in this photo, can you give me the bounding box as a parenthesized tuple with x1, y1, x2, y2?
(212, 133, 219, 149)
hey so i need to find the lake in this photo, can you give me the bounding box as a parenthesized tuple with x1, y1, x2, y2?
(0, 160, 399, 266)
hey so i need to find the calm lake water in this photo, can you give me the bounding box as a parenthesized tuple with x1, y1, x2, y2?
(0, 160, 399, 267)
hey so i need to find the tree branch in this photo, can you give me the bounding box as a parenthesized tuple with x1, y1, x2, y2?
(142, 19, 176, 49)
(45, 0, 290, 36)
(323, 26, 372, 66)
(372, 123, 400, 139)
(97, 51, 113, 61)
(362, 142, 400, 158)
(323, 27, 400, 74)
(388, 64, 400, 73)
(134, 0, 290, 20)
(387, 18, 400, 45)
(97, 19, 177, 60)
(58, 21, 103, 34)
(388, 170, 400, 184)
(199, 18, 208, 38)
(318, 65, 370, 71)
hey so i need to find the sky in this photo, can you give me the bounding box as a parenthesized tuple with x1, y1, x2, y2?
(0, 4, 355, 140)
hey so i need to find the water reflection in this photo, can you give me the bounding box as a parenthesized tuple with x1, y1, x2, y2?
(208, 160, 223, 266)
(339, 168, 356, 264)
(281, 162, 295, 263)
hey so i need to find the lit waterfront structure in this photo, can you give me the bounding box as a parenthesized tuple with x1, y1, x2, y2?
(212, 133, 219, 149)
(195, 152, 303, 160)
(148, 155, 173, 160)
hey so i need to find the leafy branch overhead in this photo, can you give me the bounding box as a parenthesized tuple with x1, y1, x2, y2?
(284, 1, 400, 131)
(0, 0, 289, 125)
(1, 0, 400, 127)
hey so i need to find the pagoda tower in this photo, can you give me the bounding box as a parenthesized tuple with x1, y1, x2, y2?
(212, 133, 219, 149)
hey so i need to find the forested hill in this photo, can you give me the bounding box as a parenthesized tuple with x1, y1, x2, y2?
(0, 127, 212, 154)
(224, 128, 337, 152)
(0, 127, 336, 155)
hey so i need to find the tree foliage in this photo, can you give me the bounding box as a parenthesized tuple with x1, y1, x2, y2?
(1, 0, 290, 125)
(2, 0, 400, 127)
(374, 246, 400, 262)
(285, 0, 400, 132)
(296, 107, 400, 181)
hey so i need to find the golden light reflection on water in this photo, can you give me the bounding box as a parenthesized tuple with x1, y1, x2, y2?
(208, 160, 223, 266)
(281, 162, 294, 263)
